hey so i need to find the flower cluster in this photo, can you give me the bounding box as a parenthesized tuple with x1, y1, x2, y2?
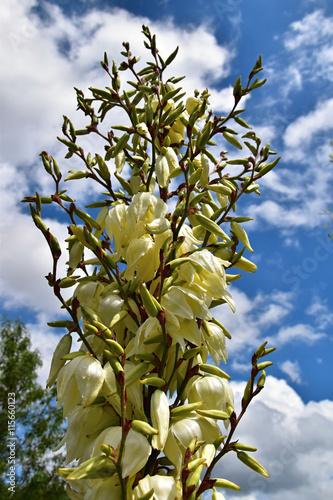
(25, 25, 278, 500)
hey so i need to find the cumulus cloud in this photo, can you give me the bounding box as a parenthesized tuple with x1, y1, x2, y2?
(282, 9, 333, 83)
(247, 139, 333, 231)
(270, 323, 326, 346)
(306, 296, 333, 330)
(215, 287, 293, 355)
(0, 0, 237, 318)
(283, 98, 333, 153)
(0, 0, 234, 168)
(26, 312, 68, 387)
(215, 376, 333, 500)
(245, 9, 333, 233)
(279, 360, 303, 384)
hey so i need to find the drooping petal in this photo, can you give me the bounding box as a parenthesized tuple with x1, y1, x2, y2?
(133, 474, 181, 500)
(122, 429, 151, 477)
(75, 357, 104, 407)
(151, 390, 170, 450)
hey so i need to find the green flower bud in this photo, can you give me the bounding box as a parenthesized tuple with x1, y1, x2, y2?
(140, 376, 166, 388)
(66, 455, 116, 481)
(104, 338, 124, 356)
(65, 170, 90, 181)
(234, 443, 257, 452)
(196, 409, 229, 420)
(140, 285, 162, 317)
(199, 364, 231, 380)
(230, 221, 253, 253)
(131, 420, 159, 436)
(213, 478, 241, 490)
(171, 401, 204, 417)
(195, 213, 231, 241)
(223, 131, 243, 150)
(256, 361, 273, 371)
(237, 451, 269, 477)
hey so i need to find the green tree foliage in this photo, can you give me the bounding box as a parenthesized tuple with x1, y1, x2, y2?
(0, 316, 67, 499)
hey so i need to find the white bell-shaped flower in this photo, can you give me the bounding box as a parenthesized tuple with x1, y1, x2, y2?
(188, 375, 234, 418)
(57, 355, 104, 416)
(133, 474, 181, 500)
(91, 427, 151, 478)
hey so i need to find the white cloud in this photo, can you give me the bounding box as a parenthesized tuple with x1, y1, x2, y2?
(247, 139, 333, 231)
(0, 1, 234, 167)
(26, 312, 67, 387)
(282, 9, 333, 84)
(215, 288, 293, 356)
(306, 295, 333, 330)
(283, 98, 333, 152)
(214, 376, 333, 500)
(0, 0, 237, 319)
(279, 360, 303, 384)
(271, 323, 326, 346)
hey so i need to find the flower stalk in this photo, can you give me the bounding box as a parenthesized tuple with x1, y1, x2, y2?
(23, 26, 279, 500)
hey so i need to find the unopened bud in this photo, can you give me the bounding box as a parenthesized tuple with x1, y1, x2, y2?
(257, 369, 266, 388)
(131, 420, 159, 436)
(256, 361, 273, 371)
(196, 409, 229, 420)
(199, 364, 231, 380)
(140, 376, 165, 388)
(213, 478, 241, 491)
(237, 451, 269, 477)
(234, 443, 257, 452)
(230, 221, 253, 253)
(140, 285, 162, 317)
(171, 401, 203, 417)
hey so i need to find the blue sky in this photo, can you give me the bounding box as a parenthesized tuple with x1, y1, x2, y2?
(1, 1, 333, 499)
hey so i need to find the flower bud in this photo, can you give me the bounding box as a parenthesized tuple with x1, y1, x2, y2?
(256, 361, 273, 371)
(196, 409, 229, 420)
(212, 490, 226, 500)
(201, 443, 216, 467)
(234, 443, 257, 452)
(171, 402, 204, 418)
(199, 364, 230, 380)
(140, 285, 162, 317)
(155, 155, 170, 188)
(257, 369, 266, 388)
(195, 213, 231, 241)
(230, 221, 253, 253)
(199, 153, 210, 188)
(140, 376, 165, 388)
(131, 420, 159, 436)
(237, 451, 269, 477)
(115, 150, 126, 173)
(66, 455, 116, 481)
(213, 478, 241, 490)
